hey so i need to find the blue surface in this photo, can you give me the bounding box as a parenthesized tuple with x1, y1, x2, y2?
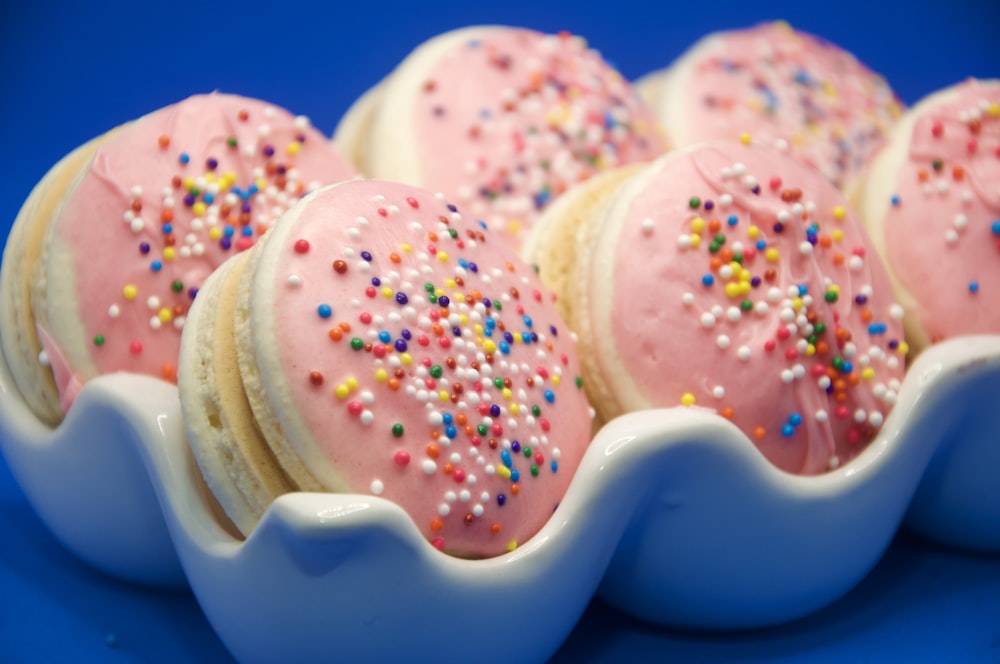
(1, 1, 999, 661)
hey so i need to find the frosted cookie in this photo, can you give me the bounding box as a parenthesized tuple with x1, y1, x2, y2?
(178, 179, 593, 557)
(531, 141, 907, 474)
(0, 93, 357, 426)
(333, 25, 665, 250)
(859, 78, 1000, 354)
(637, 22, 902, 194)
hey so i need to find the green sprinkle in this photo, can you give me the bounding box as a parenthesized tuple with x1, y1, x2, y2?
(689, 197, 701, 209)
(530, 465, 540, 477)
(350, 338, 364, 351)
(391, 423, 404, 438)
(171, 280, 184, 293)
(531, 405, 541, 417)
(93, 334, 105, 347)
(430, 365, 443, 378)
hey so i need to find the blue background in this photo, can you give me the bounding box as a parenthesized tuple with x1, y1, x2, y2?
(2, 0, 999, 661)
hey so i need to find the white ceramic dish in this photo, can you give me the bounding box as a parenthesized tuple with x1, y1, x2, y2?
(1, 336, 998, 661)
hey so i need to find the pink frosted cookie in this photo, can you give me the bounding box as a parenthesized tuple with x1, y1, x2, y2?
(0, 93, 357, 426)
(860, 78, 1000, 354)
(530, 141, 907, 474)
(637, 22, 903, 194)
(333, 25, 665, 249)
(178, 179, 593, 557)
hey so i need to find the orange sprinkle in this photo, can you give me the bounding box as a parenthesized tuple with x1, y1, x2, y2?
(161, 364, 176, 381)
(721, 407, 734, 420)
(816, 341, 829, 355)
(819, 236, 832, 249)
(387, 378, 400, 391)
(860, 309, 874, 323)
(710, 257, 723, 272)
(161, 209, 174, 223)
(430, 431, 440, 441)
(832, 253, 845, 266)
(918, 169, 929, 182)
(390, 252, 401, 264)
(848, 374, 861, 387)
(443, 463, 454, 475)
(753, 426, 766, 439)
(490, 523, 501, 535)
(430, 519, 443, 532)
(708, 218, 722, 233)
(158, 134, 170, 149)
(456, 413, 468, 426)
(427, 232, 438, 242)
(953, 165, 965, 180)
(510, 483, 520, 495)
(426, 443, 440, 458)
(339, 322, 351, 332)
(719, 247, 734, 263)
(329, 328, 343, 341)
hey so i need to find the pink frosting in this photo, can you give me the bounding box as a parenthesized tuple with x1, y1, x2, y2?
(880, 79, 1000, 342)
(412, 27, 665, 245)
(42, 93, 357, 411)
(602, 143, 906, 474)
(264, 180, 592, 557)
(670, 22, 902, 190)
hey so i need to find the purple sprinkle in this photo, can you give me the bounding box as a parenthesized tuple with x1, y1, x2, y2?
(395, 292, 408, 306)
(394, 339, 408, 352)
(139, 242, 151, 254)
(401, 329, 412, 340)
(371, 277, 381, 286)
(263, 145, 275, 157)
(220, 237, 232, 250)
(438, 295, 450, 308)
(511, 440, 521, 453)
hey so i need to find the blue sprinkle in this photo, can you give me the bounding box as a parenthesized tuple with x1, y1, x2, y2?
(991, 220, 1000, 236)
(789, 413, 803, 427)
(523, 315, 533, 328)
(150, 260, 162, 272)
(782, 424, 795, 438)
(501, 450, 512, 468)
(798, 284, 809, 296)
(842, 361, 854, 374)
(317, 304, 332, 318)
(521, 332, 532, 343)
(550, 460, 558, 473)
(544, 390, 555, 404)
(241, 226, 253, 237)
(510, 469, 520, 482)
(162, 223, 173, 234)
(203, 193, 215, 204)
(442, 413, 453, 425)
(486, 318, 496, 329)
(499, 341, 511, 354)
(891, 194, 901, 206)
(727, 215, 739, 226)
(445, 425, 457, 439)
(179, 152, 190, 165)
(378, 330, 391, 343)
(702, 274, 715, 287)
(223, 225, 235, 237)
(756, 239, 767, 250)
(969, 281, 980, 294)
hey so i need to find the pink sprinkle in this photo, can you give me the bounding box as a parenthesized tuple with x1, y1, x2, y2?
(406, 197, 419, 208)
(294, 239, 310, 254)
(394, 450, 411, 466)
(453, 468, 466, 483)
(129, 340, 143, 355)
(540, 418, 551, 432)
(359, 312, 372, 324)
(347, 401, 364, 416)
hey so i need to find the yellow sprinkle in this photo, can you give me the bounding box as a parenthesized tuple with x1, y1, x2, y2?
(401, 243, 412, 253)
(680, 393, 696, 407)
(497, 466, 512, 480)
(256, 177, 267, 191)
(335, 385, 349, 399)
(747, 225, 760, 239)
(822, 81, 838, 99)
(690, 217, 706, 233)
(439, 390, 450, 402)
(123, 285, 137, 300)
(346, 377, 358, 391)
(551, 375, 560, 386)
(381, 286, 393, 299)
(897, 342, 910, 356)
(374, 369, 388, 383)
(400, 353, 412, 366)
(725, 283, 741, 298)
(434, 288, 445, 298)
(739, 269, 752, 282)
(209, 227, 223, 240)
(502, 388, 512, 401)
(221, 172, 237, 188)
(506, 540, 518, 553)
(286, 140, 302, 156)
(483, 340, 497, 354)
(766, 248, 780, 262)
(739, 132, 752, 145)
(506, 219, 523, 236)
(862, 367, 875, 380)
(510, 404, 520, 415)
(690, 234, 702, 248)
(989, 102, 1000, 117)
(805, 344, 816, 357)
(445, 279, 456, 289)
(158, 308, 172, 323)
(728, 261, 743, 276)
(832, 229, 844, 242)
(182, 177, 195, 190)
(163, 247, 176, 261)
(739, 281, 752, 295)
(833, 205, 847, 221)
(792, 297, 803, 311)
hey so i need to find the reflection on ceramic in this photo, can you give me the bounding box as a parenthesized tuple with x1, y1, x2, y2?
(0, 336, 998, 659)
(0, 351, 186, 587)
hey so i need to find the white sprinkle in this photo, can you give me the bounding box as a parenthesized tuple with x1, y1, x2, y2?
(799, 241, 813, 255)
(726, 306, 741, 322)
(713, 386, 725, 399)
(38, 350, 50, 366)
(828, 455, 841, 470)
(677, 234, 692, 249)
(953, 213, 968, 230)
(146, 296, 160, 310)
(719, 194, 733, 208)
(815, 409, 828, 423)
(792, 364, 806, 379)
(130, 217, 144, 233)
(130, 185, 143, 198)
(360, 410, 374, 425)
(869, 411, 884, 427)
(737, 346, 751, 361)
(818, 376, 832, 390)
(108, 305, 120, 319)
(889, 304, 904, 320)
(682, 292, 695, 306)
(149, 316, 162, 330)
(287, 275, 302, 287)
(854, 409, 867, 423)
(438, 504, 451, 516)
(717, 334, 731, 349)
(370, 480, 384, 495)
(422, 460, 437, 474)
(701, 313, 716, 328)
(780, 369, 794, 384)
(848, 256, 864, 271)
(642, 218, 655, 234)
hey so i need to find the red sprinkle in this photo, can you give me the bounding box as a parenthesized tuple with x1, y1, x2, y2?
(294, 239, 310, 254)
